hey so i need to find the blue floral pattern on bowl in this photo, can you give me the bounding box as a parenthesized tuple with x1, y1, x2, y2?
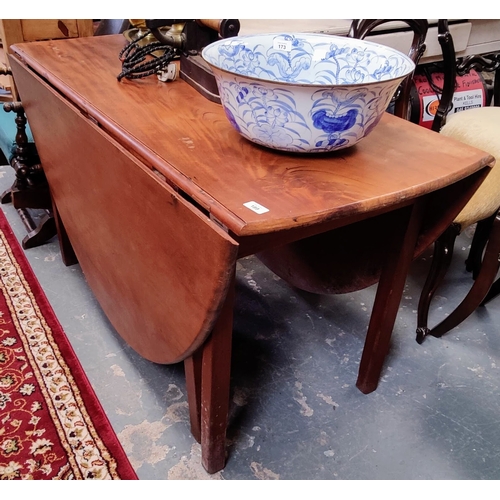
(202, 33, 415, 153)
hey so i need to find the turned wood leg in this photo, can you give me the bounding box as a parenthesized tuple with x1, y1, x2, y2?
(2, 102, 58, 249)
(200, 273, 235, 474)
(356, 201, 425, 394)
(429, 211, 500, 337)
(465, 214, 496, 277)
(415, 224, 460, 344)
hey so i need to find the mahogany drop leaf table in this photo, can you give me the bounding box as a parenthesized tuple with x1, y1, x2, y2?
(9, 35, 495, 473)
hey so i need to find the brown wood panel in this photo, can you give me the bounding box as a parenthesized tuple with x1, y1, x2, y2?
(0, 20, 24, 50)
(10, 36, 494, 237)
(0, 46, 13, 96)
(11, 55, 239, 364)
(256, 166, 490, 293)
(1, 19, 94, 99)
(76, 20, 95, 38)
(0, 20, 22, 99)
(20, 20, 91, 41)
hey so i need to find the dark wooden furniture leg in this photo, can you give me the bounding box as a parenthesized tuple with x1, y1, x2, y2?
(426, 210, 500, 337)
(465, 213, 497, 277)
(416, 224, 460, 344)
(184, 272, 235, 473)
(356, 200, 425, 394)
(18, 208, 57, 249)
(51, 199, 78, 266)
(184, 349, 203, 444)
(200, 273, 235, 474)
(482, 277, 500, 305)
(1, 101, 57, 248)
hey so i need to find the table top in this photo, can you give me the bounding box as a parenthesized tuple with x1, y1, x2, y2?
(11, 35, 494, 237)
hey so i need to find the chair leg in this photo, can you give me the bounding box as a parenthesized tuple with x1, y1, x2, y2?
(465, 213, 496, 278)
(481, 277, 500, 306)
(19, 208, 57, 249)
(2, 101, 56, 248)
(416, 223, 460, 344)
(429, 211, 500, 338)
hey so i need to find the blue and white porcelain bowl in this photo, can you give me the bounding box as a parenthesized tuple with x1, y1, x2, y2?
(202, 33, 415, 153)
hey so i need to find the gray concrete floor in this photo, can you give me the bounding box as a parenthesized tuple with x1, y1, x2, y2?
(1, 164, 499, 481)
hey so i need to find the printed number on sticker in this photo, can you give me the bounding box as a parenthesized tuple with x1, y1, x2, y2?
(273, 39, 292, 51)
(244, 201, 270, 214)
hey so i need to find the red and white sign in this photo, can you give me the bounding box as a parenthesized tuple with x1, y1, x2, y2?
(413, 70, 486, 129)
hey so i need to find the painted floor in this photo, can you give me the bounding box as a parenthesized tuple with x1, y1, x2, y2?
(1, 164, 499, 481)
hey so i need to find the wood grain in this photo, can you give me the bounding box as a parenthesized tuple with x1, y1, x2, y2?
(11, 55, 239, 364)
(10, 35, 494, 238)
(20, 20, 87, 41)
(1, 19, 94, 99)
(8, 34, 497, 473)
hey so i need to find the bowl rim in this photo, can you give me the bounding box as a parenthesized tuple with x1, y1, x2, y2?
(201, 32, 416, 88)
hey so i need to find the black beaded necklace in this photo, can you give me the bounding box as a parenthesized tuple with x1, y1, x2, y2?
(117, 31, 179, 81)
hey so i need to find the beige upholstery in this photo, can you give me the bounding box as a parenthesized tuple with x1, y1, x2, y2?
(440, 106, 500, 228)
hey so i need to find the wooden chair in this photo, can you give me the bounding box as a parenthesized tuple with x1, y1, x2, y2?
(347, 19, 428, 120)
(416, 19, 500, 343)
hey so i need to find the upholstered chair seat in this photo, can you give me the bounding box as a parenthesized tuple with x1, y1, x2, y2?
(416, 19, 500, 343)
(441, 107, 500, 230)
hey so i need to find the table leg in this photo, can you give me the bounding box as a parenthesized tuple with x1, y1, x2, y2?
(52, 198, 78, 267)
(356, 200, 425, 394)
(185, 271, 235, 474)
(202, 273, 235, 473)
(184, 349, 203, 443)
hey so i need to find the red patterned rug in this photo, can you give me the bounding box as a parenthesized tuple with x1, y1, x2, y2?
(0, 208, 137, 480)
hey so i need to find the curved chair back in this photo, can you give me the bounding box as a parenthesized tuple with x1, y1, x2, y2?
(430, 19, 500, 229)
(416, 19, 500, 342)
(432, 18, 500, 132)
(348, 19, 428, 120)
